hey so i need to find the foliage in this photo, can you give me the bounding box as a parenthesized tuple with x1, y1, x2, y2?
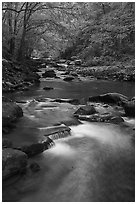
(60, 2, 135, 65)
(2, 2, 135, 64)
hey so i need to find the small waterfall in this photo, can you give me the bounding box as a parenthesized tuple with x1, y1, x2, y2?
(49, 130, 71, 141)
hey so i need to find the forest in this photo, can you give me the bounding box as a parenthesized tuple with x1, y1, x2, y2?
(2, 2, 135, 203)
(2, 2, 135, 63)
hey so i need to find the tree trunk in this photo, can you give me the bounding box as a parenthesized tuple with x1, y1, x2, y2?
(17, 3, 28, 61)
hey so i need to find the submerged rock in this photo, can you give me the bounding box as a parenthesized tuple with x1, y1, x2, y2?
(89, 93, 128, 104)
(2, 148, 28, 180)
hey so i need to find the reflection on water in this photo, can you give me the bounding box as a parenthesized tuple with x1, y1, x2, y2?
(5, 79, 135, 101)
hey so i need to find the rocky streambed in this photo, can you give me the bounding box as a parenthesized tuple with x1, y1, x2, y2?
(2, 57, 135, 202)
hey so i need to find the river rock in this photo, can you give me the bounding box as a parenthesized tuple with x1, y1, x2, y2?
(2, 102, 23, 128)
(43, 125, 71, 137)
(42, 69, 56, 78)
(2, 148, 28, 180)
(60, 118, 82, 126)
(16, 137, 54, 157)
(76, 112, 124, 124)
(89, 93, 128, 104)
(63, 76, 75, 81)
(74, 105, 97, 115)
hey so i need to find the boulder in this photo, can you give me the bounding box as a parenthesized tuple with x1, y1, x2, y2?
(16, 137, 54, 157)
(63, 76, 75, 81)
(2, 102, 23, 128)
(89, 93, 128, 104)
(74, 105, 97, 115)
(42, 69, 56, 78)
(2, 148, 28, 180)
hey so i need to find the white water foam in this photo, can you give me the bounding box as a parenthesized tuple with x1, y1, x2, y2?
(47, 142, 76, 157)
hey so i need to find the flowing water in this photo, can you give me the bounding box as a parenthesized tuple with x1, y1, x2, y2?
(3, 77, 135, 202)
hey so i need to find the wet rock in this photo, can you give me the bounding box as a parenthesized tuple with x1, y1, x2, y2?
(2, 148, 28, 180)
(76, 112, 124, 124)
(43, 125, 71, 137)
(2, 138, 13, 148)
(29, 162, 40, 172)
(2, 102, 23, 129)
(74, 105, 97, 115)
(42, 69, 56, 78)
(16, 137, 54, 157)
(17, 143, 45, 157)
(60, 118, 82, 126)
(43, 86, 54, 90)
(123, 102, 135, 117)
(89, 93, 128, 105)
(53, 98, 79, 105)
(109, 116, 124, 124)
(63, 76, 75, 81)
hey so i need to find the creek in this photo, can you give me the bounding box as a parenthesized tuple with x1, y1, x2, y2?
(3, 75, 135, 202)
